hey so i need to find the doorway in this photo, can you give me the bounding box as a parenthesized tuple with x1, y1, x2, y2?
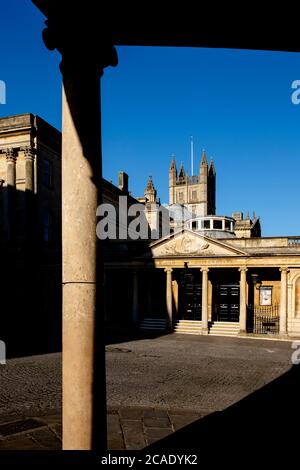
(216, 284, 239, 322)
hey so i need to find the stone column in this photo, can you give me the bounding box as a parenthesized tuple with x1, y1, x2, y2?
(201, 268, 209, 334)
(6, 148, 16, 187)
(6, 148, 16, 240)
(165, 268, 173, 327)
(239, 267, 248, 333)
(280, 267, 289, 335)
(132, 270, 139, 325)
(24, 146, 34, 192)
(23, 146, 35, 241)
(35, 5, 118, 452)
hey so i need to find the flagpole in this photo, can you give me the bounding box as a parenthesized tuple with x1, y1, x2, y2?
(190, 135, 194, 176)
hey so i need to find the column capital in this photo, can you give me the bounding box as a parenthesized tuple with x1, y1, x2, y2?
(200, 267, 209, 273)
(279, 267, 289, 273)
(21, 146, 35, 160)
(5, 148, 16, 162)
(164, 267, 173, 273)
(238, 267, 248, 272)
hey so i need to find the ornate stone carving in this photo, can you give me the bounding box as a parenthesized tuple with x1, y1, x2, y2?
(161, 233, 209, 255)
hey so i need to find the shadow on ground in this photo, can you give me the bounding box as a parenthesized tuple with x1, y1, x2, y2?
(105, 328, 170, 345)
(142, 364, 299, 464)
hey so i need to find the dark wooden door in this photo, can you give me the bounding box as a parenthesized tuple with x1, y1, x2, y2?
(183, 282, 202, 320)
(217, 284, 239, 322)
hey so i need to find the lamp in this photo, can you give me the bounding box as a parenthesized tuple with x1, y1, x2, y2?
(251, 273, 262, 290)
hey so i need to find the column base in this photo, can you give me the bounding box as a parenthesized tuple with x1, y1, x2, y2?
(202, 328, 209, 335)
(238, 329, 247, 335)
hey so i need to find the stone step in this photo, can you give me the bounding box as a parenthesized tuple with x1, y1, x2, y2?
(209, 331, 240, 336)
(139, 318, 168, 331)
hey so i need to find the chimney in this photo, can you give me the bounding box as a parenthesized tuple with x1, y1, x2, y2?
(118, 171, 128, 193)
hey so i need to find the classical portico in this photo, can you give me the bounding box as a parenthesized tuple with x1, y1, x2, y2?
(117, 229, 300, 338)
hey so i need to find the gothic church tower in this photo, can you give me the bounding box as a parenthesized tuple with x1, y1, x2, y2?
(168, 150, 216, 217)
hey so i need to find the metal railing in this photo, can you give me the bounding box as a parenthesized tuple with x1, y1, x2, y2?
(253, 304, 279, 335)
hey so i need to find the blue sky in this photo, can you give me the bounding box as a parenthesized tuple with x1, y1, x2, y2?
(1, 1, 300, 236)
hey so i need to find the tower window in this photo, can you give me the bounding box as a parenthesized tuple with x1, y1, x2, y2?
(192, 220, 197, 230)
(177, 192, 184, 202)
(191, 190, 197, 201)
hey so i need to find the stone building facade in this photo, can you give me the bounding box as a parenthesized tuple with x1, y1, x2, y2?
(0, 113, 62, 356)
(104, 154, 300, 339)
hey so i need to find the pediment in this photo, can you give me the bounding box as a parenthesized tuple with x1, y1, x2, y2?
(149, 229, 247, 257)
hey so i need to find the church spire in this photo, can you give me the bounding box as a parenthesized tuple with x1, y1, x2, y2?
(208, 158, 216, 175)
(169, 154, 177, 171)
(144, 175, 157, 202)
(178, 161, 185, 179)
(200, 149, 207, 166)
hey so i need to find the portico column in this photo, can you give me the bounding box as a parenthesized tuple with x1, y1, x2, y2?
(6, 148, 16, 240)
(239, 267, 248, 333)
(279, 267, 289, 335)
(201, 268, 209, 334)
(165, 268, 173, 328)
(23, 146, 35, 241)
(132, 270, 139, 325)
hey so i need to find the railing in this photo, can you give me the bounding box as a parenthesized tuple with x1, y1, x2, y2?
(253, 304, 279, 335)
(288, 237, 300, 246)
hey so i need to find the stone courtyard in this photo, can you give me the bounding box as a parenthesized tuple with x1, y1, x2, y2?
(0, 334, 296, 450)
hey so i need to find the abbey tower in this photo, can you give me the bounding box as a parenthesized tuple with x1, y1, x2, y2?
(169, 150, 216, 217)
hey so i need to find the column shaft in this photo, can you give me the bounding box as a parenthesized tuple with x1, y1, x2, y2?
(239, 268, 248, 333)
(279, 268, 289, 335)
(165, 268, 173, 327)
(201, 268, 209, 333)
(6, 149, 16, 240)
(62, 70, 103, 450)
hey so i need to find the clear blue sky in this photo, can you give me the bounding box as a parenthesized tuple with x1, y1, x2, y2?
(1, 1, 300, 236)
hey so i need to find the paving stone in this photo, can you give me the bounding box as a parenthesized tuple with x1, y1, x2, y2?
(168, 414, 199, 430)
(49, 423, 62, 440)
(29, 427, 62, 450)
(107, 437, 125, 450)
(119, 408, 143, 420)
(143, 417, 171, 428)
(0, 418, 46, 437)
(0, 436, 43, 450)
(121, 420, 146, 450)
(144, 427, 173, 439)
(143, 409, 169, 419)
(107, 414, 122, 435)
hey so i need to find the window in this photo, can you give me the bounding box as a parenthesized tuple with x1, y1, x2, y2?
(225, 219, 231, 230)
(43, 158, 53, 188)
(43, 209, 52, 242)
(259, 286, 273, 306)
(191, 190, 197, 201)
(177, 192, 183, 202)
(213, 220, 222, 229)
(203, 219, 210, 229)
(192, 220, 197, 230)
